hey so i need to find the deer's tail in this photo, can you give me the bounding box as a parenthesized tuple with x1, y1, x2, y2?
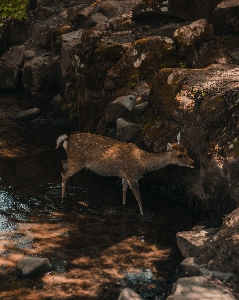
(55, 134, 68, 150)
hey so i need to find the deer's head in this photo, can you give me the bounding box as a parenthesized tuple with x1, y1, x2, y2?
(167, 143, 195, 168)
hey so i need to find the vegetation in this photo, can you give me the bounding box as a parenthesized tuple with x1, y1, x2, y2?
(0, 0, 28, 22)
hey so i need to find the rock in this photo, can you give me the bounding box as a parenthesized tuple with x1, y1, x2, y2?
(145, 64, 239, 214)
(75, 4, 99, 27)
(181, 257, 233, 281)
(5, 19, 31, 47)
(35, 6, 55, 19)
(173, 19, 214, 67)
(24, 50, 36, 60)
(85, 13, 108, 29)
(22, 56, 63, 98)
(81, 29, 102, 50)
(118, 288, 143, 300)
(60, 30, 83, 78)
(212, 270, 233, 282)
(211, 0, 239, 34)
(141, 90, 150, 102)
(51, 25, 72, 54)
(104, 36, 176, 90)
(51, 94, 63, 108)
(105, 95, 136, 124)
(95, 43, 128, 66)
(0, 45, 25, 90)
(181, 257, 200, 276)
(176, 228, 215, 258)
(198, 267, 213, 279)
(98, 1, 120, 18)
(32, 24, 53, 49)
(132, 0, 221, 22)
(16, 257, 52, 277)
(12, 108, 41, 121)
(66, 5, 83, 22)
(167, 276, 236, 300)
(110, 16, 135, 31)
(223, 207, 239, 228)
(116, 118, 142, 142)
(132, 102, 149, 115)
(229, 48, 239, 61)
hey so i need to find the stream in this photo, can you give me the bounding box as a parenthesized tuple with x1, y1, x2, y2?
(0, 92, 197, 299)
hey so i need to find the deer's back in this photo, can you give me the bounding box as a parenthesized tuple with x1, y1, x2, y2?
(66, 133, 147, 177)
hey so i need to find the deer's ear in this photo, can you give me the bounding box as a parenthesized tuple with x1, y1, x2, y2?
(167, 143, 173, 152)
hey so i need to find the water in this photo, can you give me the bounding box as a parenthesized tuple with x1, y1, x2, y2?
(0, 93, 197, 299)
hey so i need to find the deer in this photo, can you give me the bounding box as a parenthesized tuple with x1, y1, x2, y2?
(56, 132, 195, 216)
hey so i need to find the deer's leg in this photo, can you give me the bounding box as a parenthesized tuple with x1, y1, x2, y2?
(122, 177, 129, 206)
(128, 179, 144, 215)
(61, 166, 82, 198)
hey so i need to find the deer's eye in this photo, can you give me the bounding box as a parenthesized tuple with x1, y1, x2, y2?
(178, 154, 183, 158)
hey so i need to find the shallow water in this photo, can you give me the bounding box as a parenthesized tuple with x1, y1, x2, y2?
(0, 93, 197, 299)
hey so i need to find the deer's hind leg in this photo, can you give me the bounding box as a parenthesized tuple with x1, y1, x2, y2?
(127, 178, 144, 216)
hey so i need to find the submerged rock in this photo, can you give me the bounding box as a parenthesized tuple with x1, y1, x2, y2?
(16, 257, 52, 277)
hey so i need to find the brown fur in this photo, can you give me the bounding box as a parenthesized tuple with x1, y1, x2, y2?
(56, 133, 195, 215)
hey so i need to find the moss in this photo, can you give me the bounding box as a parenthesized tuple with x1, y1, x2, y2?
(202, 95, 225, 116)
(95, 44, 126, 64)
(0, 67, 17, 89)
(232, 139, 239, 158)
(62, 102, 78, 121)
(107, 36, 177, 89)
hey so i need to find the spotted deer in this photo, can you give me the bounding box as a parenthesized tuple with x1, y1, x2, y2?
(56, 132, 195, 215)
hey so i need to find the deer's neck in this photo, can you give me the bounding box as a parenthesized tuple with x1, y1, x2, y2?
(144, 152, 172, 172)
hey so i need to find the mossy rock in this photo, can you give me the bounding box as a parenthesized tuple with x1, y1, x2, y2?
(105, 36, 177, 90)
(51, 25, 72, 53)
(95, 43, 127, 65)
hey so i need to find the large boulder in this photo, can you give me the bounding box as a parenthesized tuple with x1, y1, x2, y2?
(104, 36, 177, 90)
(0, 45, 25, 90)
(22, 56, 63, 98)
(143, 64, 239, 217)
(132, 0, 221, 22)
(173, 19, 214, 67)
(211, 0, 239, 34)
